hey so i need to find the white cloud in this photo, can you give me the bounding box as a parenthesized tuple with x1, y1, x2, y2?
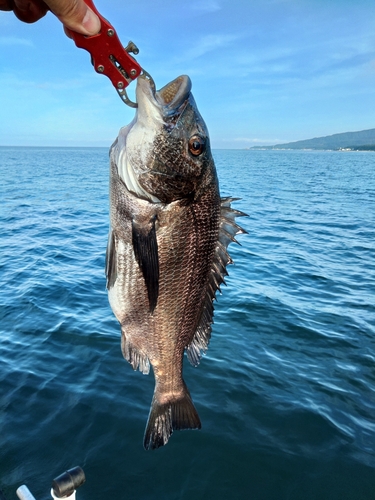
(180, 33, 241, 61)
(191, 0, 221, 13)
(232, 137, 282, 144)
(0, 36, 34, 47)
(0, 70, 99, 92)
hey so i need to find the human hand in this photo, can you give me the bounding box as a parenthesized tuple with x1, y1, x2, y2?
(0, 0, 101, 35)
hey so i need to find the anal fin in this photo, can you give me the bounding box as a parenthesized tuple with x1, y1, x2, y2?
(121, 331, 150, 375)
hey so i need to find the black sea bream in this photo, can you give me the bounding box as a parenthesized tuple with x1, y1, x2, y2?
(106, 75, 246, 450)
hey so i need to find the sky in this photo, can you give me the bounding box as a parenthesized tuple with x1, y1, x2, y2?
(0, 0, 374, 148)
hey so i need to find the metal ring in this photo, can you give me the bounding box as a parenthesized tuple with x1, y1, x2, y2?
(116, 69, 156, 108)
(141, 69, 156, 94)
(116, 87, 138, 108)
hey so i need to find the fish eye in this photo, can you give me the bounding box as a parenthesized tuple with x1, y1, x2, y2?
(188, 135, 205, 156)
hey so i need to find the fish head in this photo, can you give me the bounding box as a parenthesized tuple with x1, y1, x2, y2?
(113, 75, 215, 203)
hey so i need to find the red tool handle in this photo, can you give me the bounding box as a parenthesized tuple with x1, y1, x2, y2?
(68, 0, 142, 91)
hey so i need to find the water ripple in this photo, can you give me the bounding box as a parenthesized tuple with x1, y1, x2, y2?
(0, 148, 374, 499)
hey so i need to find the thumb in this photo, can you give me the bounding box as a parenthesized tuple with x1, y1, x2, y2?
(45, 0, 101, 35)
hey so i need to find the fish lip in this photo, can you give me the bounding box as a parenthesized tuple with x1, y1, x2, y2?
(137, 74, 192, 114)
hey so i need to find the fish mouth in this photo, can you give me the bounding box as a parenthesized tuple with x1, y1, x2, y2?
(137, 74, 192, 114)
(155, 75, 192, 110)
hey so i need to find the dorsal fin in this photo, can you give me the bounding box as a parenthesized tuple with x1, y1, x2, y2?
(186, 198, 247, 366)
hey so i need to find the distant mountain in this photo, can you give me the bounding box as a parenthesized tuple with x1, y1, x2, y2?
(251, 128, 375, 150)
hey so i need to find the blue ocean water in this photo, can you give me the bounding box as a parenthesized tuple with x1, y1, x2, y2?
(1, 147, 374, 499)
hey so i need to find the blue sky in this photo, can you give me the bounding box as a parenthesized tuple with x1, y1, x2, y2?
(1, 0, 374, 148)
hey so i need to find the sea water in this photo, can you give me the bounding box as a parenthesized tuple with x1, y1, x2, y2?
(1, 147, 374, 499)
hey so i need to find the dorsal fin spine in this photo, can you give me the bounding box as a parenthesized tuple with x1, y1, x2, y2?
(185, 198, 247, 366)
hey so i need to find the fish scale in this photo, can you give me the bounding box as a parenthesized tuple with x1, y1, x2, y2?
(106, 74, 247, 449)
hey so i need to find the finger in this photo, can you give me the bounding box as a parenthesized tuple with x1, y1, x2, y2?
(63, 24, 72, 38)
(44, 0, 100, 35)
(11, 0, 48, 23)
(0, 0, 13, 11)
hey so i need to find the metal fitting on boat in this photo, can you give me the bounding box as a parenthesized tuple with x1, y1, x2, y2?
(51, 467, 86, 499)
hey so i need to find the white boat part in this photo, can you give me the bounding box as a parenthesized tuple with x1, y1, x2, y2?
(16, 485, 36, 500)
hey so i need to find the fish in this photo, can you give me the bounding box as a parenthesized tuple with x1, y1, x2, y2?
(106, 74, 247, 450)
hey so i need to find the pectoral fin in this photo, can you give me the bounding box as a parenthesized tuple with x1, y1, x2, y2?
(105, 229, 117, 290)
(132, 216, 159, 313)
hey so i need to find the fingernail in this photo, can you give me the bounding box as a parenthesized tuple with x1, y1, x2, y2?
(82, 8, 101, 35)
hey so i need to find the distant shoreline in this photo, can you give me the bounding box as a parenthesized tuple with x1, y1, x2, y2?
(249, 127, 375, 151)
(248, 147, 375, 152)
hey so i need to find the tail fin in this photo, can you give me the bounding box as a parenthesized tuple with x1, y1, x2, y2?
(143, 389, 201, 450)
